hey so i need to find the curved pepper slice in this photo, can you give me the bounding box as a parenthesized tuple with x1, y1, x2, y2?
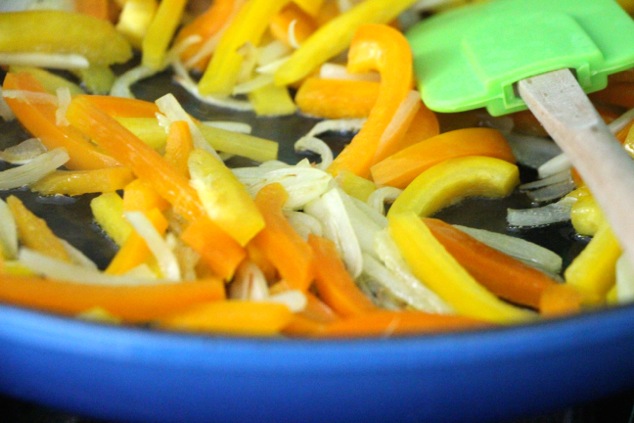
(388, 156, 520, 217)
(0, 10, 132, 66)
(388, 212, 533, 323)
(274, 0, 418, 86)
(327, 23, 414, 178)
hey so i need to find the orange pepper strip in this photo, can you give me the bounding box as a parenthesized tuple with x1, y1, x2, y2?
(163, 120, 194, 178)
(75, 94, 159, 118)
(0, 274, 225, 323)
(105, 208, 169, 275)
(122, 179, 170, 213)
(6, 195, 71, 263)
(371, 127, 515, 189)
(307, 234, 376, 317)
(538, 284, 583, 318)
(155, 300, 293, 336)
(318, 310, 490, 338)
(249, 183, 314, 291)
(174, 0, 239, 71)
(65, 95, 205, 221)
(269, 3, 317, 47)
(31, 167, 135, 197)
(282, 291, 339, 337)
(295, 77, 380, 118)
(180, 215, 246, 281)
(74, 0, 111, 20)
(327, 24, 414, 178)
(424, 218, 558, 310)
(3, 72, 119, 170)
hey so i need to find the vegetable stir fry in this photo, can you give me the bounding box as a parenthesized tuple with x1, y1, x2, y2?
(0, 0, 633, 338)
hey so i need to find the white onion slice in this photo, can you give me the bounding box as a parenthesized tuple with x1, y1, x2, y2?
(367, 186, 402, 216)
(538, 153, 572, 179)
(18, 248, 164, 285)
(173, 75, 254, 112)
(505, 132, 561, 169)
(2, 89, 57, 105)
(0, 88, 15, 121)
(306, 118, 366, 137)
(0, 52, 89, 69)
(304, 187, 363, 278)
(124, 211, 181, 281)
(0, 148, 69, 189)
(55, 86, 72, 126)
(284, 210, 323, 239)
(230, 260, 269, 301)
(0, 138, 47, 164)
(110, 65, 156, 98)
(294, 136, 334, 169)
(507, 197, 575, 227)
(319, 63, 380, 82)
(265, 290, 307, 313)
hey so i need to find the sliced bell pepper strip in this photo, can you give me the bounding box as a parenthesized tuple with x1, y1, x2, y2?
(155, 300, 293, 336)
(0, 274, 225, 323)
(274, 0, 418, 86)
(388, 156, 520, 218)
(318, 310, 490, 338)
(122, 179, 169, 213)
(6, 195, 71, 263)
(538, 284, 583, 317)
(247, 83, 297, 116)
(388, 212, 534, 323)
(295, 77, 380, 118)
(163, 120, 194, 178)
(564, 223, 621, 305)
(292, 0, 325, 16)
(327, 23, 414, 178)
(30, 167, 135, 197)
(141, 0, 187, 70)
(307, 234, 376, 317)
(90, 192, 132, 247)
(371, 128, 515, 189)
(174, 0, 238, 69)
(188, 148, 265, 246)
(3, 72, 120, 170)
(116, 0, 158, 50)
(74, 0, 111, 20)
(0, 10, 131, 66)
(249, 183, 314, 291)
(424, 218, 558, 310)
(76, 94, 160, 118)
(269, 3, 317, 47)
(198, 0, 292, 96)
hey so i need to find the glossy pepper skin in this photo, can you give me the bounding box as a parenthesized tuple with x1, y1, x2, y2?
(0, 10, 132, 67)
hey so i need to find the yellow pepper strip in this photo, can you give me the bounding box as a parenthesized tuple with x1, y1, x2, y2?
(90, 192, 132, 247)
(568, 186, 604, 236)
(292, 0, 325, 16)
(188, 148, 265, 247)
(6, 195, 71, 263)
(274, 0, 418, 87)
(30, 167, 135, 197)
(564, 223, 621, 305)
(198, 0, 292, 96)
(336, 170, 377, 202)
(116, 117, 279, 162)
(0, 10, 132, 67)
(388, 212, 533, 323)
(141, 0, 187, 70)
(247, 83, 297, 116)
(327, 24, 414, 178)
(155, 300, 294, 336)
(116, 0, 158, 49)
(388, 156, 520, 218)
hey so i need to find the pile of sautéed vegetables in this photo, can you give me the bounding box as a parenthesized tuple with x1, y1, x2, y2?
(0, 0, 634, 338)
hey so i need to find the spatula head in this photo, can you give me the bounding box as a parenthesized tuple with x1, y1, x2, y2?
(406, 0, 634, 116)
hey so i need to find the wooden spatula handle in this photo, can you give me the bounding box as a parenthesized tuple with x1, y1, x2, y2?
(517, 68, 634, 263)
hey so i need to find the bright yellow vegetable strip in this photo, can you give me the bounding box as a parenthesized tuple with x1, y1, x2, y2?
(198, 0, 292, 96)
(141, 0, 187, 70)
(388, 156, 520, 218)
(0, 10, 132, 66)
(117, 117, 279, 162)
(248, 83, 298, 116)
(90, 192, 132, 247)
(274, 0, 418, 86)
(388, 212, 533, 323)
(292, 0, 325, 16)
(564, 223, 621, 305)
(570, 190, 604, 236)
(336, 170, 377, 202)
(155, 301, 294, 336)
(6, 195, 71, 263)
(30, 167, 135, 197)
(188, 148, 265, 246)
(116, 0, 158, 49)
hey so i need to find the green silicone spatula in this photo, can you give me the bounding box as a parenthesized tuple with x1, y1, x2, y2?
(407, 0, 634, 264)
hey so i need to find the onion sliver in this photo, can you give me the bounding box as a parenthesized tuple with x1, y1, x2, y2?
(0, 148, 69, 190)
